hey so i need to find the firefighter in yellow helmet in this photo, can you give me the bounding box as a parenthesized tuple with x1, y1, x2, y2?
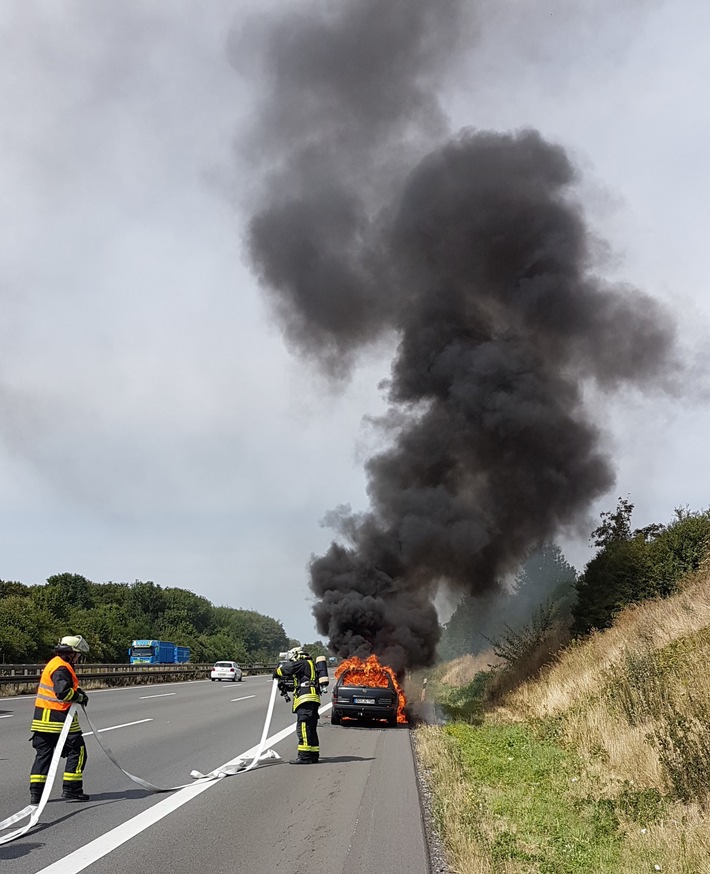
(273, 647, 328, 764)
(29, 635, 91, 804)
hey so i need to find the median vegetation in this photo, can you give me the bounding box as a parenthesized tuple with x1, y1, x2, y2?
(415, 502, 710, 873)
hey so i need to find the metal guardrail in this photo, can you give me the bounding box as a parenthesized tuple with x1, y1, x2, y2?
(0, 663, 277, 694)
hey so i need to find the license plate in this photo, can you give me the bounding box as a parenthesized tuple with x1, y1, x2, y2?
(354, 697, 376, 705)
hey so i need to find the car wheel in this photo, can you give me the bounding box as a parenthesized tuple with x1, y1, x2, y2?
(211, 678, 215, 682)
(387, 713, 397, 727)
(237, 675, 242, 682)
(331, 712, 341, 726)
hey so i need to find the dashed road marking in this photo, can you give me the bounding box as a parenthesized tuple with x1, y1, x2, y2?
(138, 693, 177, 699)
(36, 702, 332, 874)
(83, 718, 153, 737)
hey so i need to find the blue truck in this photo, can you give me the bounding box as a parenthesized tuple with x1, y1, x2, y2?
(128, 640, 191, 665)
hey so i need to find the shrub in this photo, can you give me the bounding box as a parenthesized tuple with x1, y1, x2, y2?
(573, 505, 710, 636)
(647, 509, 710, 597)
(438, 671, 492, 724)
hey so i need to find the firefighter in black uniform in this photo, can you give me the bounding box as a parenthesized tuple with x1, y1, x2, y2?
(274, 647, 328, 764)
(29, 635, 91, 804)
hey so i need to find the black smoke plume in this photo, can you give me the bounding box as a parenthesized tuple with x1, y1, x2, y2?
(235, 1, 680, 672)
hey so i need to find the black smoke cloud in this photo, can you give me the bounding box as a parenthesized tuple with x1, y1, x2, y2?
(236, 1, 680, 671)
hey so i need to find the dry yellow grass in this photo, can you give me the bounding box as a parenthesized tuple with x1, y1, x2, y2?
(494, 566, 710, 867)
(419, 564, 710, 871)
(564, 698, 664, 789)
(617, 802, 710, 874)
(504, 568, 710, 723)
(440, 650, 503, 687)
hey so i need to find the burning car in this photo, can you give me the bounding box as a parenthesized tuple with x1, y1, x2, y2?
(330, 655, 406, 727)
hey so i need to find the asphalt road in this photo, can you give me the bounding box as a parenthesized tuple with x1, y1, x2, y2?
(0, 677, 430, 873)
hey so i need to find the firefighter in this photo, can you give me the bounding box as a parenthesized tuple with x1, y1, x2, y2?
(29, 635, 91, 804)
(273, 647, 323, 764)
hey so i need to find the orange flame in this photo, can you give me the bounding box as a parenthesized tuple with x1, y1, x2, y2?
(335, 654, 407, 723)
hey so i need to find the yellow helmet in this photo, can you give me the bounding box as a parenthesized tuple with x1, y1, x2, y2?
(58, 635, 90, 654)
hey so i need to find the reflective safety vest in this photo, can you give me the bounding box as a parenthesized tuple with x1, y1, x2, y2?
(35, 656, 78, 712)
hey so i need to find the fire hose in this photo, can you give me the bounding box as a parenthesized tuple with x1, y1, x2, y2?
(0, 678, 280, 846)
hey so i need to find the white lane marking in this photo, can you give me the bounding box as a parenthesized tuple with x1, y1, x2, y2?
(138, 693, 176, 700)
(0, 714, 13, 719)
(35, 701, 333, 874)
(230, 695, 256, 702)
(83, 718, 153, 737)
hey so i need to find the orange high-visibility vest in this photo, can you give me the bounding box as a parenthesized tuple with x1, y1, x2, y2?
(34, 656, 78, 712)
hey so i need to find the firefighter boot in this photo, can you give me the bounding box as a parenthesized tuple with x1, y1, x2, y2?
(290, 754, 318, 764)
(62, 784, 91, 802)
(30, 787, 43, 805)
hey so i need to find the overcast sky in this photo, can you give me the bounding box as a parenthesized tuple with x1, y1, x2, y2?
(1, 0, 708, 644)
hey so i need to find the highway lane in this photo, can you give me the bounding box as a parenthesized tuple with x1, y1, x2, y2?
(1, 678, 430, 873)
(75, 722, 428, 874)
(0, 676, 293, 870)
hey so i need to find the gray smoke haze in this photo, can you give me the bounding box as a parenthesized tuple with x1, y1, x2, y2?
(237, 1, 680, 671)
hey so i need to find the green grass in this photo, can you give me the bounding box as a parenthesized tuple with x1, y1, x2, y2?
(444, 722, 623, 873)
(437, 671, 491, 724)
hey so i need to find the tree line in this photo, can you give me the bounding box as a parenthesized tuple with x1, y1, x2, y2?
(572, 499, 710, 635)
(439, 501, 710, 666)
(0, 573, 293, 664)
(438, 543, 578, 661)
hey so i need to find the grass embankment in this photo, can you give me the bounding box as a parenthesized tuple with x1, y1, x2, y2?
(414, 569, 710, 873)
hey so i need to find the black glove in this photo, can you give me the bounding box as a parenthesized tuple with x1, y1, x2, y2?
(75, 688, 88, 706)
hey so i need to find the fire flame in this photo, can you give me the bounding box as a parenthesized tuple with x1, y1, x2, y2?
(335, 654, 407, 723)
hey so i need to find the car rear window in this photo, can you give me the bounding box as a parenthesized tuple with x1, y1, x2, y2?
(214, 662, 234, 668)
(340, 671, 392, 688)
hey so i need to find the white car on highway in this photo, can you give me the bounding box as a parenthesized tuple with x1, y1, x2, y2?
(210, 661, 243, 682)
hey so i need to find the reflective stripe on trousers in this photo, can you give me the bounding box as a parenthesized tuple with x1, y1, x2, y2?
(296, 702, 319, 755)
(30, 730, 87, 787)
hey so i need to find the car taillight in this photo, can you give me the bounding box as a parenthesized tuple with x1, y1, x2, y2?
(229, 668, 234, 672)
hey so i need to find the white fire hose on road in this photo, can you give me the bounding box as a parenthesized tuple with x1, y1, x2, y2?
(0, 679, 280, 846)
(0, 702, 77, 846)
